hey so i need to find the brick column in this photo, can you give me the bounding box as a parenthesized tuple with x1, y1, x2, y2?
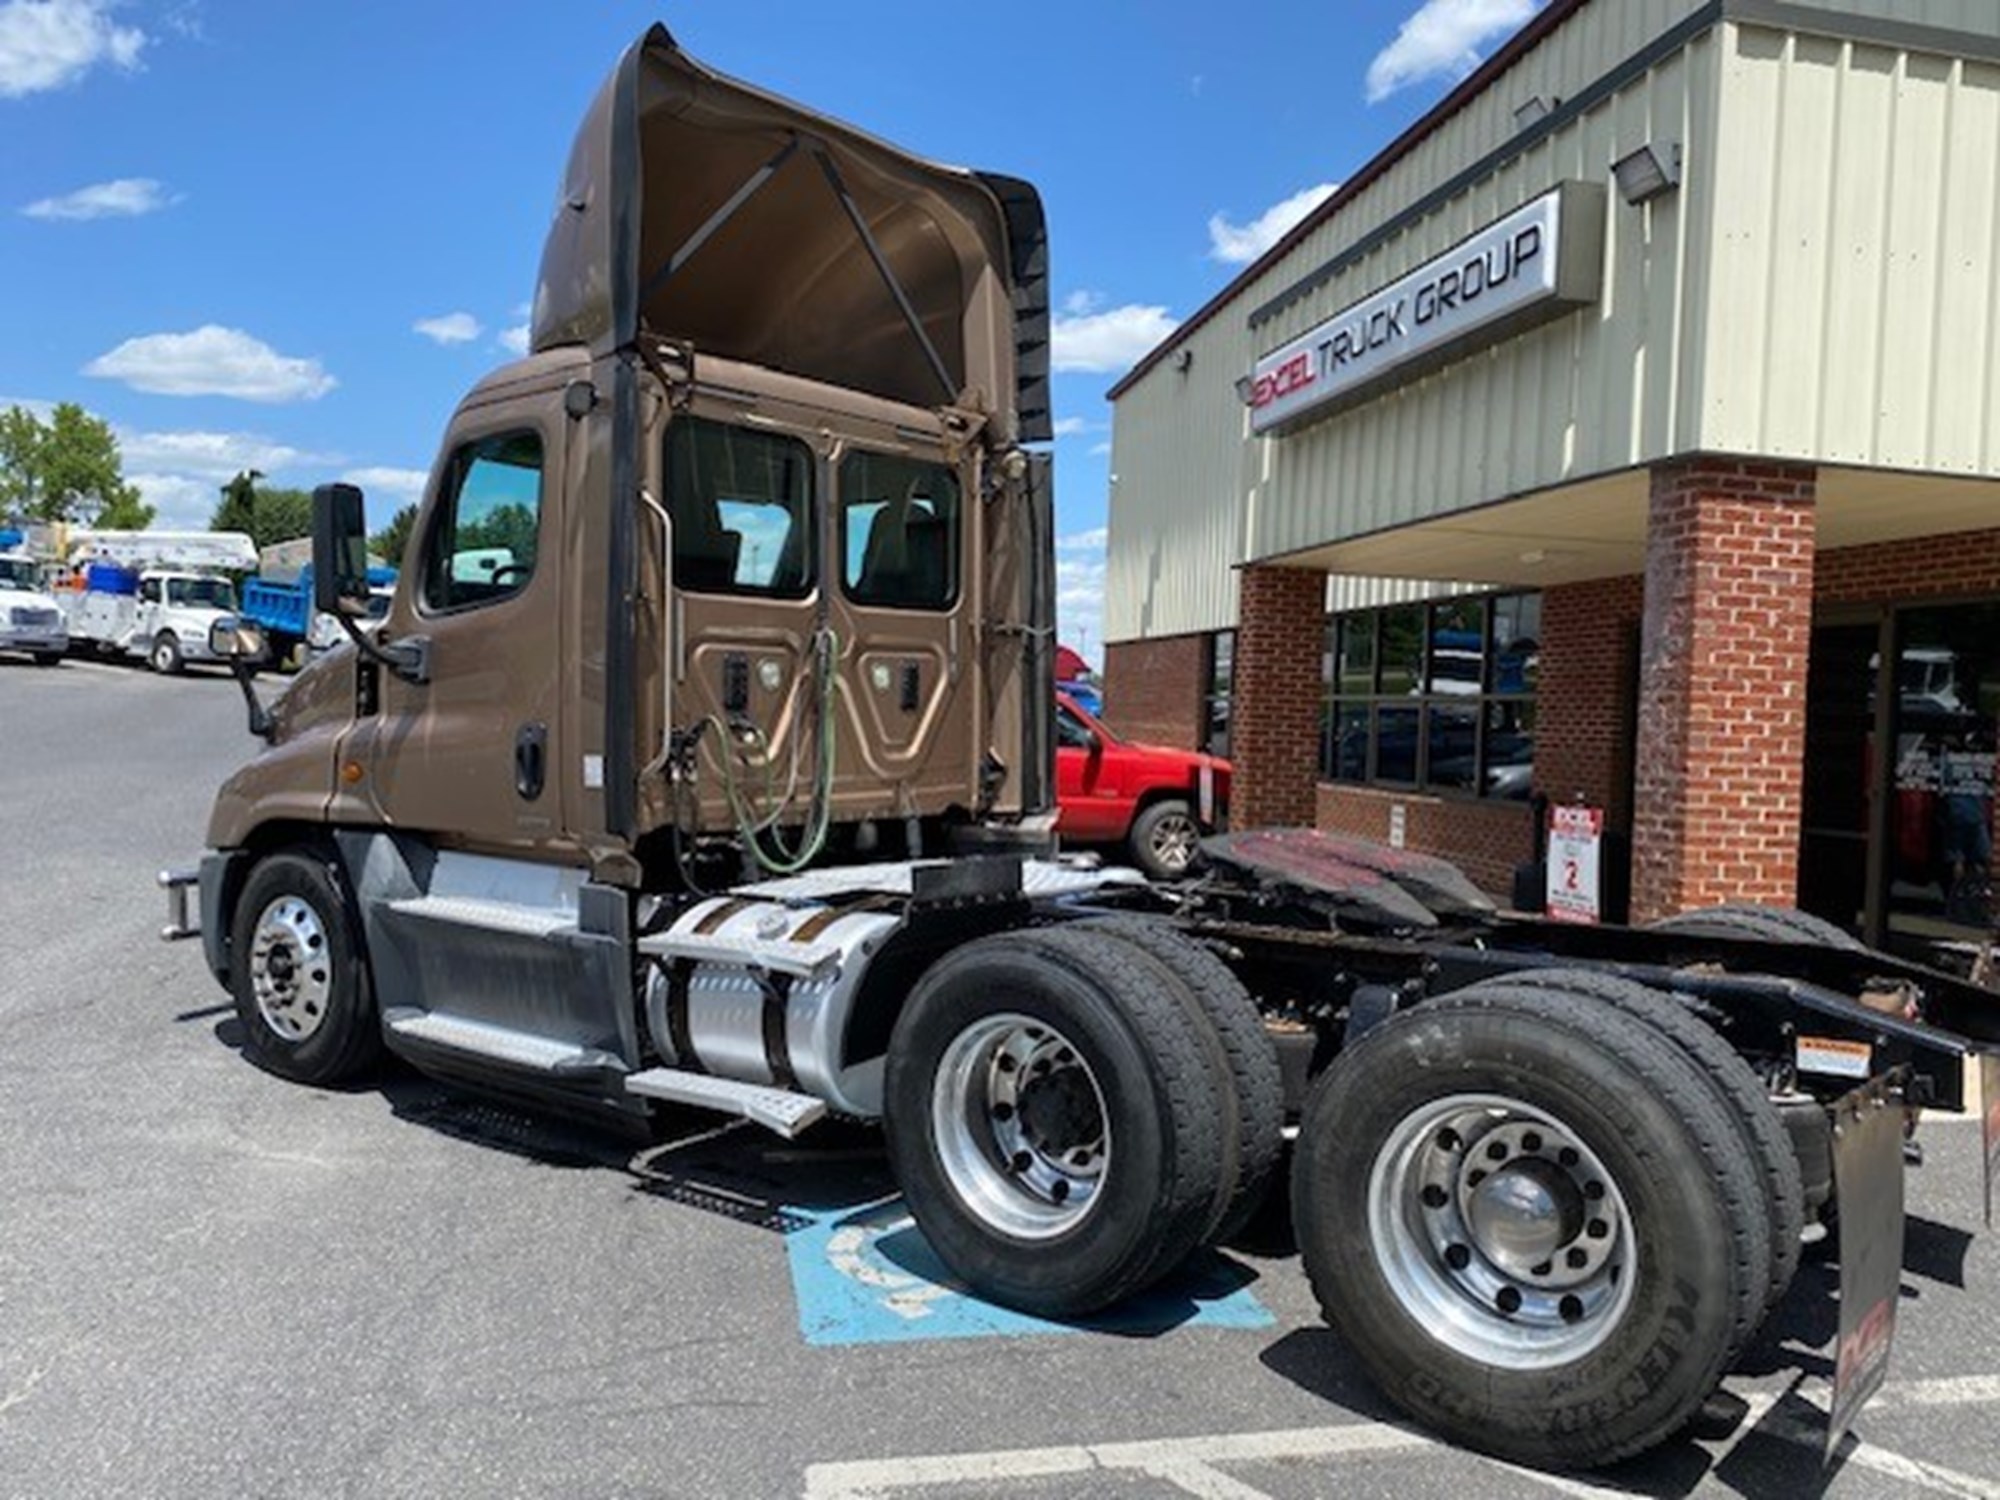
(1233, 564, 1326, 829)
(1631, 459, 1817, 922)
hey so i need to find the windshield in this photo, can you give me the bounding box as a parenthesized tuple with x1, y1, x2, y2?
(0, 558, 36, 590)
(167, 577, 236, 610)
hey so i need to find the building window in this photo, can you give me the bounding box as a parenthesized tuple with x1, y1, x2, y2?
(1321, 592, 1540, 799)
(1204, 629, 1234, 757)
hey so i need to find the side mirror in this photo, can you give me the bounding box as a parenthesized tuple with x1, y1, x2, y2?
(312, 483, 372, 617)
(208, 618, 266, 660)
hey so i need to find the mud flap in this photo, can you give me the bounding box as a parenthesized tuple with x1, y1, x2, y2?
(1983, 1053, 2000, 1229)
(1826, 1073, 1907, 1461)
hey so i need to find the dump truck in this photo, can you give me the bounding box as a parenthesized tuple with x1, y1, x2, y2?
(163, 25, 2000, 1472)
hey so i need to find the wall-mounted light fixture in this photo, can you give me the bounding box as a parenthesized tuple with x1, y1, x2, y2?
(1513, 95, 1555, 129)
(1612, 141, 1681, 205)
(1232, 375, 1254, 405)
(1173, 348, 1194, 374)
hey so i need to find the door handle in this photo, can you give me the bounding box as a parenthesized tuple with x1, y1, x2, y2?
(515, 722, 548, 801)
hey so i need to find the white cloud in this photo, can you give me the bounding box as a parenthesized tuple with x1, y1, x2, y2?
(414, 311, 482, 346)
(340, 465, 429, 502)
(0, 394, 55, 419)
(23, 176, 176, 220)
(129, 472, 213, 529)
(0, 0, 144, 99)
(497, 323, 530, 356)
(1051, 416, 1092, 439)
(1088, 441, 1112, 458)
(1055, 527, 1107, 662)
(84, 325, 336, 403)
(1208, 183, 1338, 265)
(1366, 0, 1541, 103)
(1051, 301, 1179, 375)
(116, 427, 334, 480)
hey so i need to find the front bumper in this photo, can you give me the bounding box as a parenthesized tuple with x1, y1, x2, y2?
(159, 852, 246, 984)
(0, 628, 67, 653)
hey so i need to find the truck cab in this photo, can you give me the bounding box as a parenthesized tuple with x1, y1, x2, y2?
(0, 551, 67, 665)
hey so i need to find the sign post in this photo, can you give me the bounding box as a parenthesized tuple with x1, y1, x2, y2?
(1545, 804, 1604, 925)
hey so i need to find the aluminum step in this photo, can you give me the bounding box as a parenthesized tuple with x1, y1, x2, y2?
(636, 930, 841, 980)
(384, 1009, 622, 1075)
(385, 894, 576, 939)
(624, 1067, 828, 1138)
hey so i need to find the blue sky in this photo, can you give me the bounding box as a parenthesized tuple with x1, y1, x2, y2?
(0, 0, 1546, 664)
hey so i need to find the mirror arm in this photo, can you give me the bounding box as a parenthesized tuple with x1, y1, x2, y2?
(337, 614, 429, 684)
(227, 657, 276, 742)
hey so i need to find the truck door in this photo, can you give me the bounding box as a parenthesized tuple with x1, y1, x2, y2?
(350, 398, 566, 853)
(823, 442, 976, 826)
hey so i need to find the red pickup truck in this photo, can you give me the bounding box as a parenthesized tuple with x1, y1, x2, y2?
(1055, 691, 1231, 878)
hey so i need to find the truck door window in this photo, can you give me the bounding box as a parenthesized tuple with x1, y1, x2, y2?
(665, 417, 813, 598)
(140, 577, 161, 604)
(168, 577, 234, 609)
(420, 431, 544, 612)
(839, 450, 960, 610)
(1056, 703, 1096, 749)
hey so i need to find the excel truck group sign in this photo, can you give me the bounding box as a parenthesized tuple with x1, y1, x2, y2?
(1248, 180, 1605, 435)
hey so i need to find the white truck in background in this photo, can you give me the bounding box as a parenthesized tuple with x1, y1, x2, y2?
(61, 530, 257, 674)
(0, 550, 68, 666)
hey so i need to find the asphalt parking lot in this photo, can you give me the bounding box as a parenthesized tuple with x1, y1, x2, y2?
(5, 657, 2000, 1499)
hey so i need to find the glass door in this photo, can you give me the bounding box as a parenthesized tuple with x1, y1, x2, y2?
(1798, 620, 1882, 937)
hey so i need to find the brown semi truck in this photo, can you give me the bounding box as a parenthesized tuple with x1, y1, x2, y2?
(166, 25, 2000, 1472)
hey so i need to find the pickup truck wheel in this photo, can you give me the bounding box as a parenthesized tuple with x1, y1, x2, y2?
(1649, 903, 1866, 952)
(1130, 798, 1201, 880)
(32, 651, 62, 667)
(229, 849, 381, 1085)
(1075, 916, 1284, 1245)
(885, 928, 1227, 1317)
(1469, 970, 1799, 1337)
(149, 632, 184, 675)
(1292, 982, 1753, 1469)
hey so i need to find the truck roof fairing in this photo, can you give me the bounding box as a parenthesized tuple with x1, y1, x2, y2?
(532, 24, 1050, 443)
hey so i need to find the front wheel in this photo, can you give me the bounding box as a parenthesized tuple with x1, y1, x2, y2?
(884, 928, 1228, 1317)
(228, 849, 381, 1085)
(32, 651, 62, 667)
(1292, 982, 1757, 1469)
(1129, 798, 1202, 880)
(149, 632, 184, 675)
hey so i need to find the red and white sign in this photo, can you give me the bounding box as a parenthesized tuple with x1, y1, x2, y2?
(1546, 805, 1604, 925)
(1245, 181, 1605, 435)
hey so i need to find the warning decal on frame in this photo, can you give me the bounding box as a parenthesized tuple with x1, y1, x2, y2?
(1545, 805, 1604, 925)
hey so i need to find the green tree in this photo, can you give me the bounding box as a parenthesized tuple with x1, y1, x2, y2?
(0, 402, 153, 528)
(369, 503, 418, 568)
(210, 470, 315, 552)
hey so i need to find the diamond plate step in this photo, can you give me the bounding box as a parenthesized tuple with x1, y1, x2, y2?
(624, 1067, 828, 1138)
(384, 1010, 621, 1075)
(637, 930, 841, 979)
(385, 894, 575, 939)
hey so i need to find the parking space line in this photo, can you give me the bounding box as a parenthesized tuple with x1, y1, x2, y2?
(805, 1371, 2000, 1499)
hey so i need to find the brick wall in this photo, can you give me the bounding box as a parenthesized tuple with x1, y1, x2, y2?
(1233, 564, 1327, 828)
(1631, 458, 1818, 922)
(1102, 634, 1207, 748)
(1317, 785, 1533, 899)
(1817, 528, 2000, 606)
(1535, 574, 1644, 835)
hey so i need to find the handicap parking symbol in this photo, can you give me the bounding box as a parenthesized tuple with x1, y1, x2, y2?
(785, 1196, 1274, 1346)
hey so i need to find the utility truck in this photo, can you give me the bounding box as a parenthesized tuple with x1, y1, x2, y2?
(63, 530, 256, 673)
(0, 547, 68, 665)
(165, 26, 2000, 1472)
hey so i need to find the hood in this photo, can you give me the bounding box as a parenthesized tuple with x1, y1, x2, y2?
(533, 25, 1049, 441)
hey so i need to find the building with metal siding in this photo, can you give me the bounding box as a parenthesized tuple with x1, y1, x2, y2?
(1103, 0, 2000, 952)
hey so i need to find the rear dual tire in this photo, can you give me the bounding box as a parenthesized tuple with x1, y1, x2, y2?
(885, 922, 1282, 1317)
(1292, 981, 1764, 1469)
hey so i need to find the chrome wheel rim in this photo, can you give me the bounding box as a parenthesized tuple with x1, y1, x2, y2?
(248, 895, 332, 1043)
(1147, 813, 1200, 874)
(1366, 1092, 1637, 1369)
(932, 1013, 1110, 1239)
